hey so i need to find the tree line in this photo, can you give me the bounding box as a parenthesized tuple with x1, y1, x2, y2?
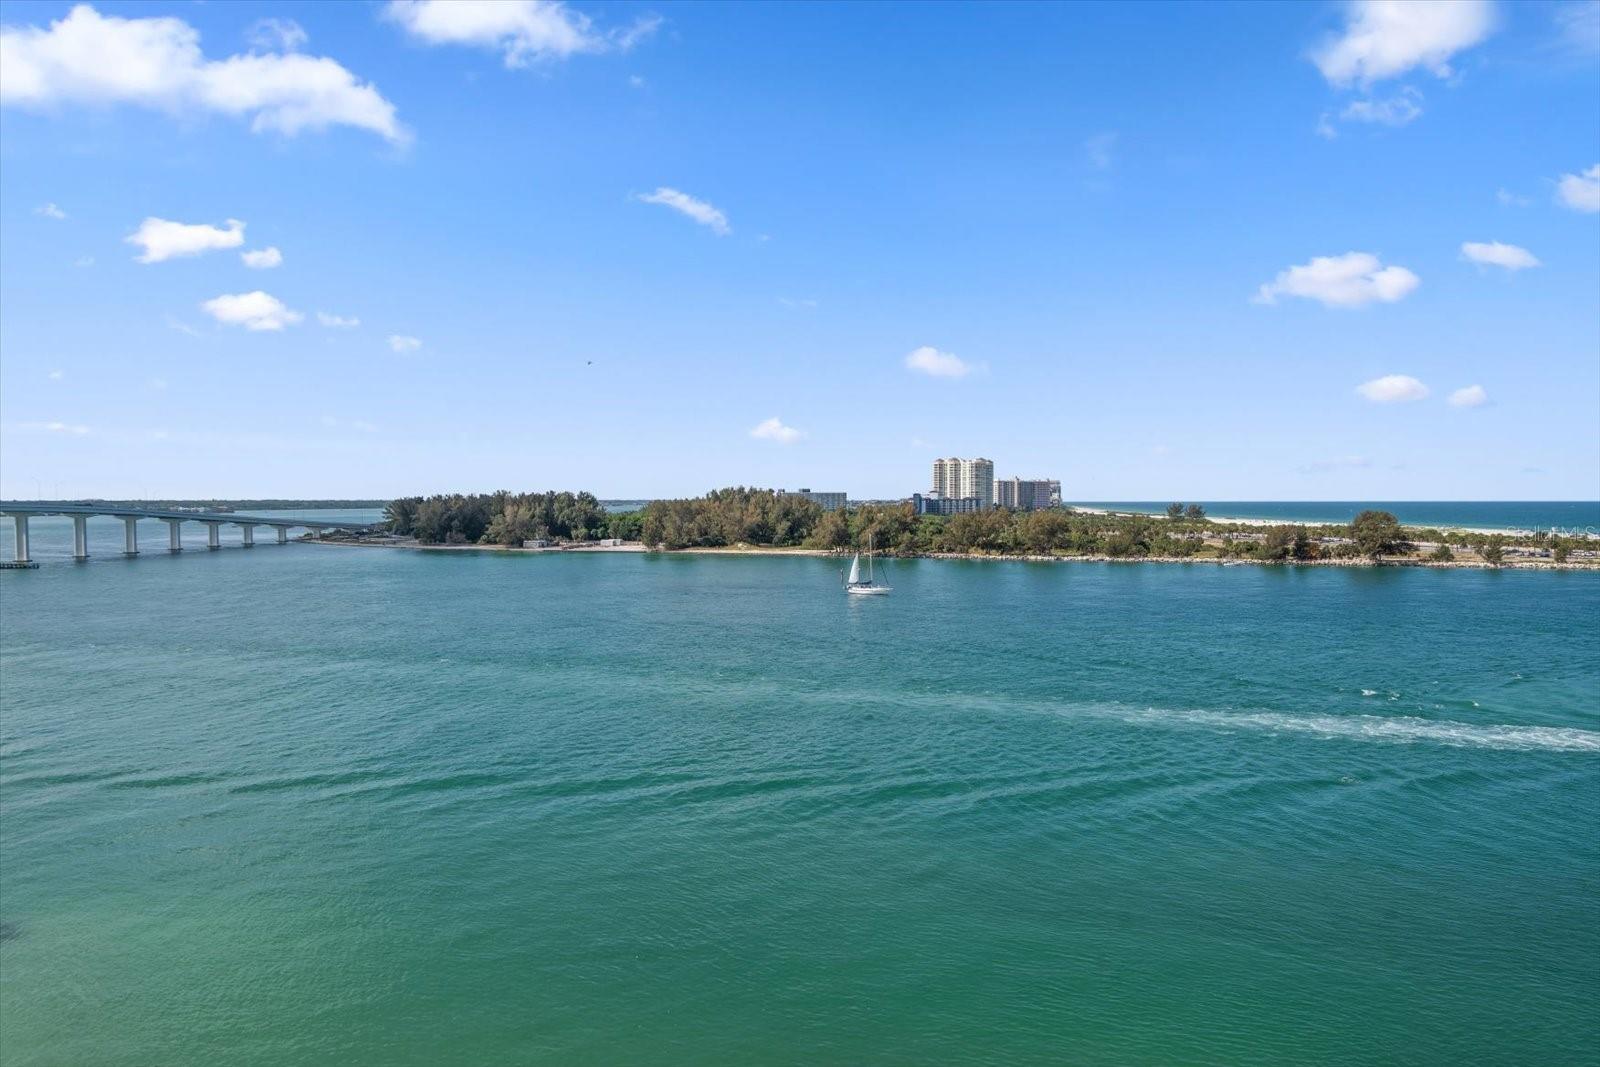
(636, 490, 1239, 557)
(382, 492, 1576, 566)
(385, 491, 627, 545)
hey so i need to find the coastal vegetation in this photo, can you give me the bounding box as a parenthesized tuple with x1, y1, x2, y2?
(629, 494, 1589, 565)
(385, 491, 621, 545)
(1350, 509, 1407, 558)
(639, 487, 822, 549)
(378, 490, 1590, 566)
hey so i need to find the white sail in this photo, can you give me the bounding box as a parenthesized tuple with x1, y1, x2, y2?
(847, 554, 861, 584)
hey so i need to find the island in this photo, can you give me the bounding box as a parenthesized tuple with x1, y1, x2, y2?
(323, 489, 1599, 571)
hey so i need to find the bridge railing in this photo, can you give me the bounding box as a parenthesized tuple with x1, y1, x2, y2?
(0, 503, 380, 564)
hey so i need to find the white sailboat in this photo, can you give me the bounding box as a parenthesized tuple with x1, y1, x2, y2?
(844, 533, 890, 596)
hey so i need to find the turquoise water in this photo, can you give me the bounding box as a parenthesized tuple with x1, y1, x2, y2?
(1072, 501, 1600, 533)
(2, 532, 1598, 1065)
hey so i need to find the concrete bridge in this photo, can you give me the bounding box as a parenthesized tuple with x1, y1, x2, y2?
(0, 502, 380, 563)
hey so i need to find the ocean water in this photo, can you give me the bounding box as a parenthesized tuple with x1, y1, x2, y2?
(1071, 501, 1600, 533)
(1, 530, 1597, 1065)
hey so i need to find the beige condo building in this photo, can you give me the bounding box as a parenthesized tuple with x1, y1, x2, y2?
(930, 457, 995, 509)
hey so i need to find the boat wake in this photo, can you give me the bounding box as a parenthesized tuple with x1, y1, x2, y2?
(791, 684, 1600, 754)
(1117, 706, 1600, 753)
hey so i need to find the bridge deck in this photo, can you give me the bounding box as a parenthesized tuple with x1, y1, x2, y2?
(0, 502, 380, 530)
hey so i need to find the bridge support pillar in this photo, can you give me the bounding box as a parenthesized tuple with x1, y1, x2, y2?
(205, 522, 222, 549)
(275, 526, 289, 544)
(123, 517, 139, 556)
(72, 515, 89, 560)
(240, 524, 255, 547)
(11, 515, 29, 563)
(165, 519, 182, 552)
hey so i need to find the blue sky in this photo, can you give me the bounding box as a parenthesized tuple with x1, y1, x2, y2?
(2, 0, 1597, 501)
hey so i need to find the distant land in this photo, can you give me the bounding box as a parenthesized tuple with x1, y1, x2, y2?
(1067, 501, 1600, 535)
(8, 499, 1597, 533)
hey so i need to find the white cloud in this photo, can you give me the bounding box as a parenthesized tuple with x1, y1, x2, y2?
(1555, 1, 1600, 55)
(201, 290, 302, 331)
(614, 13, 663, 51)
(628, 74, 646, 89)
(317, 311, 360, 328)
(1300, 454, 1372, 473)
(0, 5, 405, 143)
(34, 201, 66, 219)
(241, 246, 283, 269)
(48, 369, 64, 380)
(1496, 188, 1530, 206)
(1312, 0, 1495, 86)
(248, 18, 307, 53)
(1254, 252, 1419, 308)
(750, 416, 802, 444)
(384, 1, 659, 67)
(165, 314, 202, 337)
(73, 255, 94, 267)
(778, 297, 818, 309)
(904, 345, 973, 378)
(635, 187, 729, 235)
(22, 420, 92, 435)
(1356, 374, 1430, 403)
(1461, 241, 1539, 270)
(1556, 163, 1600, 212)
(1339, 88, 1423, 126)
(320, 415, 379, 433)
(1084, 131, 1117, 169)
(388, 334, 422, 353)
(147, 377, 168, 391)
(1448, 384, 1489, 407)
(126, 216, 244, 263)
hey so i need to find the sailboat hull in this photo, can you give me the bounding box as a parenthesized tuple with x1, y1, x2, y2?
(846, 584, 890, 596)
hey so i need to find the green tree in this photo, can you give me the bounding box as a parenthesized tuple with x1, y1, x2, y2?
(1480, 536, 1505, 566)
(1020, 510, 1073, 553)
(384, 496, 419, 535)
(1259, 525, 1294, 560)
(606, 510, 644, 541)
(1429, 544, 1455, 562)
(1552, 539, 1570, 563)
(1184, 503, 1206, 521)
(1291, 526, 1315, 560)
(805, 509, 851, 551)
(1350, 510, 1404, 558)
(1103, 517, 1153, 557)
(1166, 502, 1184, 521)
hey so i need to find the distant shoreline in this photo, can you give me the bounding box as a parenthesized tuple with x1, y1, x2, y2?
(1065, 505, 1597, 539)
(312, 537, 1600, 572)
